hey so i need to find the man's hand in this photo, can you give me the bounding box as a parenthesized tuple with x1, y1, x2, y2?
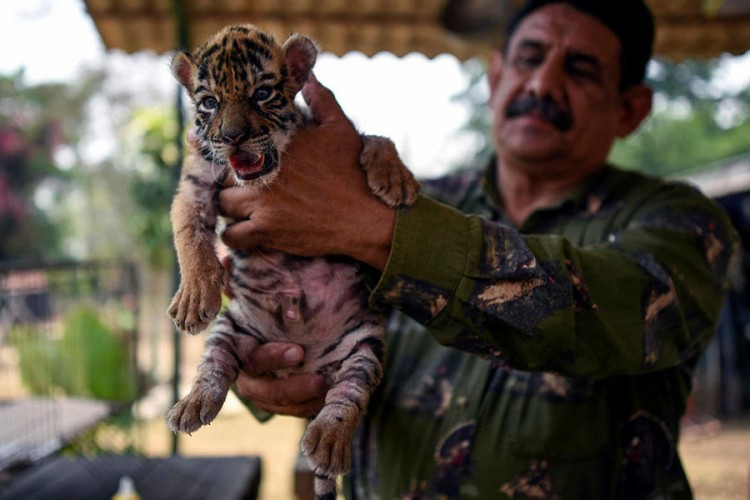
(218, 75, 397, 270)
(237, 342, 328, 418)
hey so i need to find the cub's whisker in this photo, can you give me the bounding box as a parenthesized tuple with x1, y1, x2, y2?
(211, 159, 226, 186)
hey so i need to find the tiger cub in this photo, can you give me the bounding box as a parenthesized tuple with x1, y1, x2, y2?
(165, 24, 419, 499)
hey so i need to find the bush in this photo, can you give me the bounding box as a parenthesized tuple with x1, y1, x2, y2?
(10, 305, 136, 403)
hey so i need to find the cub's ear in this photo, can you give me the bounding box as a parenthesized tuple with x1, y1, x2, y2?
(282, 34, 319, 89)
(171, 51, 197, 93)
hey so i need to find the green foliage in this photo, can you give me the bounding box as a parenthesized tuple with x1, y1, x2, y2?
(0, 67, 179, 269)
(10, 324, 61, 397)
(60, 306, 136, 401)
(61, 411, 140, 457)
(122, 107, 180, 270)
(609, 57, 750, 176)
(610, 104, 750, 176)
(10, 305, 136, 402)
(0, 70, 104, 261)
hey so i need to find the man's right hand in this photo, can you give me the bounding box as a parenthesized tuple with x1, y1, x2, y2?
(236, 342, 328, 418)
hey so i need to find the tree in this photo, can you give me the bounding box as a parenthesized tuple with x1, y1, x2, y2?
(610, 57, 750, 176)
(0, 71, 102, 260)
(120, 106, 180, 270)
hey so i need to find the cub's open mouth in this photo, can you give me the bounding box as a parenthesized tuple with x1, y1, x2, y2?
(228, 152, 274, 181)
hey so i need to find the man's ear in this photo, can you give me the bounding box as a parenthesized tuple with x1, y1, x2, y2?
(616, 84, 653, 138)
(488, 50, 504, 107)
(171, 51, 197, 94)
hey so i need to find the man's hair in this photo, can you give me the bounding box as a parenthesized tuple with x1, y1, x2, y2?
(503, 0, 655, 90)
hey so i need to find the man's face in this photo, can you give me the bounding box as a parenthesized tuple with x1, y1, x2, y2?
(490, 4, 635, 172)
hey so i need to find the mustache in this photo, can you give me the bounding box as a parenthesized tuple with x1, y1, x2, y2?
(506, 95, 573, 131)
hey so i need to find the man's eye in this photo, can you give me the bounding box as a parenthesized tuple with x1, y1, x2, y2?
(253, 88, 272, 101)
(568, 62, 600, 81)
(515, 55, 542, 69)
(200, 97, 219, 109)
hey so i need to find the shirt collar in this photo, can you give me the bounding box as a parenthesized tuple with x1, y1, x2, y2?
(479, 158, 615, 229)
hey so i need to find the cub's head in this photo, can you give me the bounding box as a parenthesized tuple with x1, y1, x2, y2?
(171, 25, 318, 184)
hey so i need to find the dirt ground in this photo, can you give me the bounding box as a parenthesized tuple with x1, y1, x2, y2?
(680, 417, 750, 499)
(139, 395, 303, 500)
(139, 404, 750, 500)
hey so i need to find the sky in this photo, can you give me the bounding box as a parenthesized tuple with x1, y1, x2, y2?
(2, 0, 750, 177)
(0, 0, 478, 178)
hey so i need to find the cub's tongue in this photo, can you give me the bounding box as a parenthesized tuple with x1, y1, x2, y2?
(229, 152, 265, 177)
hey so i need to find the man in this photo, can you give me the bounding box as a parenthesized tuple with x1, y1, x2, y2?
(218, 0, 738, 497)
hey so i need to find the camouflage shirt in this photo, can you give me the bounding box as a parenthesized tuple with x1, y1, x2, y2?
(345, 163, 738, 500)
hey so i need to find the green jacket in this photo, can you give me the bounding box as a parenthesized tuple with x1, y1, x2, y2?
(347, 163, 738, 499)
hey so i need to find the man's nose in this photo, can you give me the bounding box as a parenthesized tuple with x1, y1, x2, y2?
(527, 58, 565, 103)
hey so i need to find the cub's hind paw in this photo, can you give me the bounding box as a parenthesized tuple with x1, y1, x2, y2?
(168, 271, 224, 335)
(301, 404, 358, 477)
(360, 135, 421, 208)
(166, 385, 227, 434)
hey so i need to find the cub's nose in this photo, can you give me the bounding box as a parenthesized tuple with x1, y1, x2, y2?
(221, 130, 248, 145)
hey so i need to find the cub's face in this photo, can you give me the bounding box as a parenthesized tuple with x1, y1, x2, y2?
(172, 25, 318, 184)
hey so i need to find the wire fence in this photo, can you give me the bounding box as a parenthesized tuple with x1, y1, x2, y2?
(0, 260, 141, 471)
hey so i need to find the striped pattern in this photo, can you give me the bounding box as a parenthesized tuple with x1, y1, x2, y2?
(165, 25, 395, 500)
(171, 24, 313, 181)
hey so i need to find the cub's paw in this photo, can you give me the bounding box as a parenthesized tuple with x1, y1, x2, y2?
(301, 403, 358, 477)
(360, 135, 421, 208)
(166, 384, 227, 434)
(168, 267, 224, 335)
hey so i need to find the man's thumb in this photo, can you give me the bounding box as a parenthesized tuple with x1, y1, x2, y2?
(301, 73, 347, 125)
(243, 343, 304, 375)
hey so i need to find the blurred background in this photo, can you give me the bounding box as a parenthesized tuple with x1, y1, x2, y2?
(1, 0, 750, 499)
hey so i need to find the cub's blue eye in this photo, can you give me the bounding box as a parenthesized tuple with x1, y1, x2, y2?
(253, 88, 272, 101)
(201, 97, 218, 109)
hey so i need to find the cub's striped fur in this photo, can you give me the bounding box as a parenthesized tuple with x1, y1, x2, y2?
(165, 25, 419, 499)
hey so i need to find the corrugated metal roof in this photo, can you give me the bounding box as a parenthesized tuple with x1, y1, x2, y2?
(82, 0, 750, 60)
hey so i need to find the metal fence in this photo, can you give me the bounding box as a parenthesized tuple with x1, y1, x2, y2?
(0, 260, 141, 470)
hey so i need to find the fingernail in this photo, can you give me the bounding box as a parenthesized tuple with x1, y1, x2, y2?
(283, 347, 303, 364)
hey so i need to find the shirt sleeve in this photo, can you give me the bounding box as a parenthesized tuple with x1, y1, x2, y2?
(369, 187, 739, 380)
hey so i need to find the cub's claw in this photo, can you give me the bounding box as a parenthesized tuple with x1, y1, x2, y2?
(168, 264, 225, 334)
(360, 135, 421, 208)
(166, 384, 227, 434)
(301, 404, 357, 478)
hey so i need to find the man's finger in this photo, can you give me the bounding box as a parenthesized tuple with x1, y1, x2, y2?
(252, 395, 327, 419)
(221, 219, 257, 250)
(236, 372, 327, 413)
(220, 256, 234, 298)
(218, 186, 254, 218)
(241, 342, 305, 376)
(301, 74, 347, 126)
(222, 171, 237, 187)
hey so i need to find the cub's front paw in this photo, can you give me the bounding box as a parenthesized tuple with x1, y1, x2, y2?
(361, 135, 421, 208)
(166, 384, 227, 434)
(168, 268, 224, 334)
(301, 403, 358, 478)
